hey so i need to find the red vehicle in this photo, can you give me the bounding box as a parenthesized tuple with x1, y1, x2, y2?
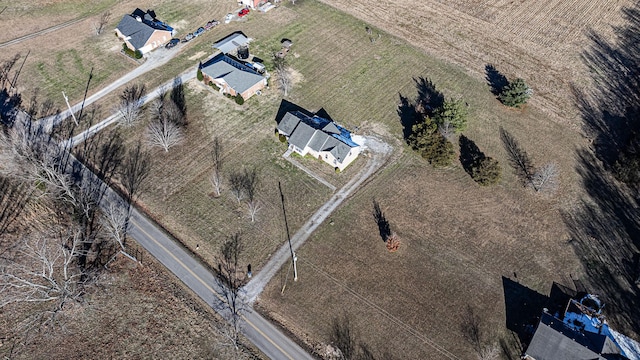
(238, 8, 250, 17)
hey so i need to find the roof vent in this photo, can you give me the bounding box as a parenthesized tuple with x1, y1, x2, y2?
(135, 16, 142, 22)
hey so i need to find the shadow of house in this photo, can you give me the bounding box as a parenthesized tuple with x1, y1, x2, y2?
(274, 99, 313, 126)
(502, 276, 550, 348)
(485, 64, 508, 96)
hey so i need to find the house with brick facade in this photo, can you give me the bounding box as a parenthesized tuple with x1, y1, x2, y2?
(115, 9, 173, 55)
(200, 53, 267, 100)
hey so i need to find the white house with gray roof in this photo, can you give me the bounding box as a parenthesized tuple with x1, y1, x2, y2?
(115, 9, 173, 54)
(200, 53, 267, 100)
(277, 111, 361, 171)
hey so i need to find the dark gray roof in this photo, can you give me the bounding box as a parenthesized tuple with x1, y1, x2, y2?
(201, 54, 265, 94)
(117, 15, 156, 50)
(288, 121, 316, 150)
(213, 33, 250, 54)
(116, 9, 172, 50)
(277, 111, 358, 163)
(525, 313, 624, 360)
(277, 112, 303, 135)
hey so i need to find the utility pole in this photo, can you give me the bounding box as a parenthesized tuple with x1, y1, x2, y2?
(279, 182, 297, 284)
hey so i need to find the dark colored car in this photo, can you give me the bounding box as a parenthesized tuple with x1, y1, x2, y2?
(238, 8, 250, 17)
(194, 27, 205, 37)
(165, 38, 180, 49)
(204, 20, 219, 30)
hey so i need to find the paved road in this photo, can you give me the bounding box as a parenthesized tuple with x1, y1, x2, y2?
(243, 136, 393, 302)
(39, 45, 185, 131)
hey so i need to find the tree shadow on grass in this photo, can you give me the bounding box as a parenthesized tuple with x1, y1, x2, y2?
(565, 3, 640, 336)
(397, 77, 444, 141)
(577, 6, 640, 166)
(485, 64, 508, 96)
(562, 149, 640, 336)
(372, 199, 391, 242)
(459, 135, 484, 175)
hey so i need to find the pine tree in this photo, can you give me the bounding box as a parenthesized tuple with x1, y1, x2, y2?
(499, 78, 531, 108)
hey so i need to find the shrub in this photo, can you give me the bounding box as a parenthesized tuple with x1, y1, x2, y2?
(470, 157, 502, 185)
(197, 69, 204, 81)
(210, 82, 220, 91)
(279, 134, 286, 143)
(235, 95, 244, 105)
(335, 167, 341, 173)
(499, 78, 531, 108)
(134, 50, 143, 59)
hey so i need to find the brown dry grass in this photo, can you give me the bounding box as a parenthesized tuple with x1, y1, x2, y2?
(0, 247, 262, 359)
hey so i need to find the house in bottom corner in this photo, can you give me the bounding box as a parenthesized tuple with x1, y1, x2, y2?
(115, 8, 173, 54)
(276, 110, 361, 171)
(200, 53, 267, 100)
(524, 294, 640, 360)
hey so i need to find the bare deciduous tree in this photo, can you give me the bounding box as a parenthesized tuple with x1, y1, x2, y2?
(438, 120, 455, 141)
(117, 84, 146, 126)
(477, 343, 500, 360)
(0, 230, 85, 319)
(120, 141, 151, 210)
(210, 136, 224, 197)
(229, 171, 245, 204)
(145, 102, 184, 152)
(531, 162, 559, 194)
(499, 127, 534, 186)
(243, 168, 260, 222)
(102, 199, 138, 266)
(93, 11, 111, 36)
(273, 57, 293, 97)
(215, 233, 245, 350)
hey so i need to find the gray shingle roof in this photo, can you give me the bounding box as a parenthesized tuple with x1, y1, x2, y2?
(213, 33, 250, 54)
(525, 313, 623, 360)
(117, 15, 156, 50)
(201, 54, 265, 94)
(277, 111, 358, 164)
(277, 112, 302, 135)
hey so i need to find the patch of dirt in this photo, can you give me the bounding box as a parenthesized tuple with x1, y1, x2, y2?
(188, 51, 207, 61)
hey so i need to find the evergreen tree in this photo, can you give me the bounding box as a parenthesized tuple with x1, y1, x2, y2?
(499, 78, 531, 108)
(433, 98, 468, 133)
(408, 116, 455, 167)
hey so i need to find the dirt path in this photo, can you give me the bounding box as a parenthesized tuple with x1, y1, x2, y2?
(0, 17, 85, 49)
(242, 135, 393, 303)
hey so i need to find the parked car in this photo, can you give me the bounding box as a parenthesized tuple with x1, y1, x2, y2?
(204, 20, 219, 30)
(238, 8, 250, 17)
(183, 33, 194, 42)
(224, 13, 234, 24)
(165, 38, 180, 49)
(194, 27, 205, 37)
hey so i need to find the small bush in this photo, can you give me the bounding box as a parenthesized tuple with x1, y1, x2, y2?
(210, 82, 220, 91)
(134, 50, 143, 59)
(235, 95, 244, 105)
(197, 69, 204, 81)
(278, 134, 287, 143)
(335, 167, 341, 173)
